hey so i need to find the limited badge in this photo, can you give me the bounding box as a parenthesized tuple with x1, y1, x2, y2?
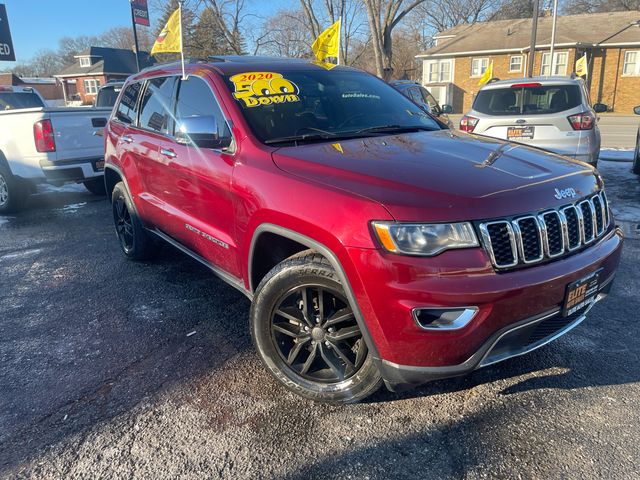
(229, 72, 300, 108)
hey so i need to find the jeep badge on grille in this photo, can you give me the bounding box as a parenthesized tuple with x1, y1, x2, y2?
(554, 188, 577, 200)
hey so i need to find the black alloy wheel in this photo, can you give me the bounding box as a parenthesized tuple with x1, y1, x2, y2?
(251, 251, 382, 403)
(114, 195, 134, 254)
(110, 182, 155, 260)
(270, 284, 367, 383)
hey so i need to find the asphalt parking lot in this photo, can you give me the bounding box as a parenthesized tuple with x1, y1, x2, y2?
(1, 163, 640, 479)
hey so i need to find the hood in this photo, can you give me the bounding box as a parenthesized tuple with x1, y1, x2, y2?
(271, 130, 602, 222)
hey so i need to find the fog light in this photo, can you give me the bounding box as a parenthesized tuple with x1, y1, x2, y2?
(412, 307, 478, 330)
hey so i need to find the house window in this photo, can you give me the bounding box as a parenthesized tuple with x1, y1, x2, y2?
(509, 55, 523, 72)
(623, 51, 640, 76)
(471, 58, 489, 77)
(425, 59, 453, 83)
(541, 52, 568, 76)
(84, 79, 100, 95)
(79, 57, 91, 67)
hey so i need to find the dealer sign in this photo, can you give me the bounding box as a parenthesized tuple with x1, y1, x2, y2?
(0, 4, 15, 61)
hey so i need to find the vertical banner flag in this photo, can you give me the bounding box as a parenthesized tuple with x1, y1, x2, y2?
(575, 53, 588, 77)
(312, 18, 341, 63)
(0, 4, 16, 62)
(477, 61, 493, 87)
(151, 8, 182, 55)
(131, 0, 150, 27)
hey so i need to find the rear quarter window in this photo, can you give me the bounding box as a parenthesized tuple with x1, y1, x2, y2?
(473, 84, 582, 116)
(115, 82, 142, 124)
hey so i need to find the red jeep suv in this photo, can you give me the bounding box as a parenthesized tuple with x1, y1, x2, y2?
(104, 57, 623, 403)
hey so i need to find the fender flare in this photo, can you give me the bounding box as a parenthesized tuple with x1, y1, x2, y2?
(248, 223, 381, 361)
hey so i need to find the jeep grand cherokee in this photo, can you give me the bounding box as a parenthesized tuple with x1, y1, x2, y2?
(104, 57, 622, 403)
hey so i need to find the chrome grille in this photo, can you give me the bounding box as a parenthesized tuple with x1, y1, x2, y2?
(479, 191, 610, 269)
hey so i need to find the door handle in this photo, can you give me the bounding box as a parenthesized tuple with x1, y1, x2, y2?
(160, 148, 177, 159)
(120, 135, 133, 144)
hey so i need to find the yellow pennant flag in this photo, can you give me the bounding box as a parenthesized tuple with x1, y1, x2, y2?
(575, 53, 588, 77)
(477, 61, 493, 87)
(312, 18, 341, 63)
(151, 8, 182, 55)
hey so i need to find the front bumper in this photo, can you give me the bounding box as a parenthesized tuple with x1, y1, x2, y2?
(344, 226, 623, 389)
(378, 276, 613, 390)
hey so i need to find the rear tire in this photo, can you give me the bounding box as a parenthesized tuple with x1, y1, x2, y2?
(83, 177, 107, 196)
(111, 182, 155, 260)
(0, 164, 28, 214)
(250, 251, 382, 403)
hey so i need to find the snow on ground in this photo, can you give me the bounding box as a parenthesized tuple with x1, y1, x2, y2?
(37, 183, 86, 194)
(600, 148, 634, 162)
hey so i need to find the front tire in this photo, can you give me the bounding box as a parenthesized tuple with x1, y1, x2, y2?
(83, 177, 107, 195)
(0, 164, 28, 214)
(111, 182, 155, 260)
(250, 251, 382, 403)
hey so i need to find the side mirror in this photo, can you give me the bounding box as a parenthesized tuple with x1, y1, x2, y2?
(441, 104, 453, 114)
(593, 103, 608, 113)
(634, 105, 640, 115)
(175, 116, 231, 149)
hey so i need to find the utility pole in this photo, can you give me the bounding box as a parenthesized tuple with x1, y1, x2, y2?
(549, 0, 558, 75)
(527, 0, 540, 77)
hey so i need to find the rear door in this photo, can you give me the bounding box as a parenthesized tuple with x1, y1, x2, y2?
(473, 83, 584, 151)
(129, 75, 180, 235)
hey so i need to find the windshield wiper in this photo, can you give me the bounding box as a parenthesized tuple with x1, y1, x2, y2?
(350, 124, 436, 135)
(264, 133, 336, 145)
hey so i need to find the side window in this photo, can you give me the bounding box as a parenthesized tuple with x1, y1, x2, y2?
(420, 89, 439, 110)
(175, 76, 231, 138)
(115, 82, 142, 125)
(406, 87, 424, 104)
(138, 76, 177, 134)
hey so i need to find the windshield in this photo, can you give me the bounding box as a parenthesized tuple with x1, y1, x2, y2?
(96, 85, 122, 108)
(473, 84, 582, 116)
(0, 92, 45, 110)
(223, 69, 442, 144)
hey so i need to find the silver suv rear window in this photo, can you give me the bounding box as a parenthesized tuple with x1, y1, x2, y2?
(473, 84, 581, 116)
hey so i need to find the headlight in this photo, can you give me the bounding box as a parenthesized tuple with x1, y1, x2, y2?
(372, 221, 479, 256)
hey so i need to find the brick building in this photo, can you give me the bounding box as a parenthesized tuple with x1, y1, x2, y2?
(54, 46, 153, 104)
(416, 11, 640, 114)
(0, 73, 67, 104)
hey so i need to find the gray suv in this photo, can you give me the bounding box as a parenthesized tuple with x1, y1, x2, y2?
(460, 77, 606, 166)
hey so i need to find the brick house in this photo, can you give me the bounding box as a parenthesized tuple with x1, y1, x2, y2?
(54, 46, 153, 104)
(416, 11, 640, 114)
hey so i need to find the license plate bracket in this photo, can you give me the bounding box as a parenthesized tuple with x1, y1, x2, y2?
(507, 125, 535, 140)
(562, 268, 602, 317)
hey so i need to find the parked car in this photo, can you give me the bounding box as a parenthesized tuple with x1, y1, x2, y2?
(96, 81, 125, 109)
(105, 57, 622, 403)
(0, 86, 111, 213)
(391, 80, 453, 127)
(634, 105, 640, 176)
(460, 77, 606, 166)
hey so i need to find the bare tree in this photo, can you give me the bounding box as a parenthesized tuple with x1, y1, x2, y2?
(414, 0, 499, 33)
(258, 11, 313, 58)
(363, 0, 427, 80)
(563, 0, 640, 13)
(298, 0, 369, 64)
(201, 0, 250, 54)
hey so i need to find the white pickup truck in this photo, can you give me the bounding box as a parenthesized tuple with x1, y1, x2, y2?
(0, 85, 111, 213)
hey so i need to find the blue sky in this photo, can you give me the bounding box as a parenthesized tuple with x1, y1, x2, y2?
(2, 0, 160, 65)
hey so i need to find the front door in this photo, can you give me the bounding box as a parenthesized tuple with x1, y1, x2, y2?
(161, 75, 240, 278)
